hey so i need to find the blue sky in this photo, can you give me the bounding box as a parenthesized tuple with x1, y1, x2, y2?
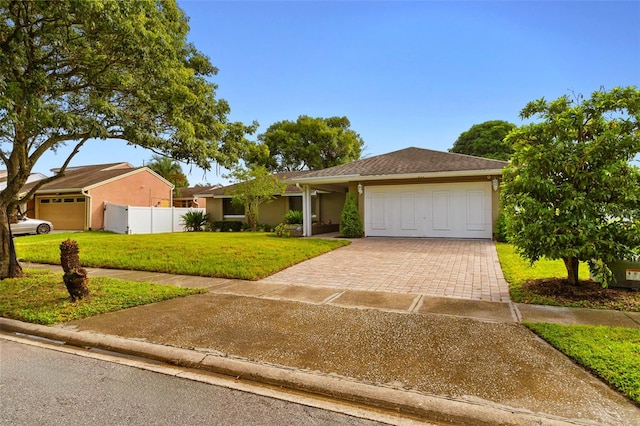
(36, 1, 640, 185)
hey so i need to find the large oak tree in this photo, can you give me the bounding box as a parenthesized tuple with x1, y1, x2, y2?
(449, 120, 516, 161)
(0, 0, 252, 278)
(501, 87, 640, 286)
(245, 115, 364, 172)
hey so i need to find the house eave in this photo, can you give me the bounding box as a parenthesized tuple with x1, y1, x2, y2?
(287, 169, 505, 185)
(33, 188, 84, 195)
(207, 192, 303, 199)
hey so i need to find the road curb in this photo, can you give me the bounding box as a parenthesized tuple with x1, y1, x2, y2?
(0, 317, 588, 426)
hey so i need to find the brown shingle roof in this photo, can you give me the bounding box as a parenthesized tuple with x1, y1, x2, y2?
(23, 163, 143, 192)
(175, 186, 218, 199)
(296, 147, 507, 179)
(202, 170, 313, 197)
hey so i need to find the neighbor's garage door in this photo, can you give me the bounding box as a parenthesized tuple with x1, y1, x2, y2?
(38, 197, 86, 230)
(364, 182, 492, 238)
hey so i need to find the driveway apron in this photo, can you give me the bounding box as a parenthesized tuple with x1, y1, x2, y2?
(260, 238, 510, 302)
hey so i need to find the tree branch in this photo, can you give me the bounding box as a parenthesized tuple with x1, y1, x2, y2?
(20, 136, 91, 203)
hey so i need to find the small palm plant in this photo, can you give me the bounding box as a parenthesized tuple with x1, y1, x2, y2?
(181, 210, 209, 232)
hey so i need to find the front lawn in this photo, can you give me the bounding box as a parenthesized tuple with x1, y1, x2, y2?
(526, 322, 640, 404)
(15, 231, 350, 280)
(496, 243, 640, 311)
(0, 269, 204, 325)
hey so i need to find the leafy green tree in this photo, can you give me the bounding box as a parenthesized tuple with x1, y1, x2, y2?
(225, 166, 286, 231)
(340, 192, 364, 238)
(501, 87, 640, 286)
(146, 155, 190, 192)
(246, 115, 364, 171)
(449, 120, 516, 160)
(0, 0, 253, 278)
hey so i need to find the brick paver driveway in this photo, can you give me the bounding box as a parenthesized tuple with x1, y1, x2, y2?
(260, 238, 510, 302)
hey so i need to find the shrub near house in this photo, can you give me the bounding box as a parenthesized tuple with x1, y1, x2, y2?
(340, 193, 363, 238)
(280, 210, 303, 237)
(284, 210, 303, 224)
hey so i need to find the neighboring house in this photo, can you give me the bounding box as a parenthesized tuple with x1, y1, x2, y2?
(0, 171, 47, 191)
(173, 186, 216, 209)
(199, 170, 346, 231)
(21, 162, 173, 231)
(290, 147, 507, 239)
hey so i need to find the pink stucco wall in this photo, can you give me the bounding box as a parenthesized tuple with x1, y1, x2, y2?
(88, 170, 172, 229)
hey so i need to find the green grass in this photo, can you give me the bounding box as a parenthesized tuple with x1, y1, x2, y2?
(496, 242, 590, 304)
(0, 269, 204, 325)
(15, 231, 350, 280)
(526, 322, 640, 404)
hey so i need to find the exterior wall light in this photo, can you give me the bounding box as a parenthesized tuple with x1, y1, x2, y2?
(492, 178, 500, 191)
(357, 183, 363, 195)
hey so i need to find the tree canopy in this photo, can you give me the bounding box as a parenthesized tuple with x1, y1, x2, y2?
(501, 87, 640, 286)
(146, 155, 189, 190)
(0, 0, 252, 278)
(449, 120, 516, 160)
(245, 115, 364, 172)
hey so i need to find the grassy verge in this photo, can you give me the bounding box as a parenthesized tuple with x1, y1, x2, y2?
(15, 231, 350, 280)
(496, 242, 589, 304)
(497, 243, 640, 311)
(526, 322, 640, 404)
(0, 269, 205, 325)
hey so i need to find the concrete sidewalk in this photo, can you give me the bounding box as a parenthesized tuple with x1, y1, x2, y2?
(22, 262, 640, 328)
(3, 264, 639, 425)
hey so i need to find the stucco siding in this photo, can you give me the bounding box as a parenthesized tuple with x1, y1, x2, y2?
(256, 197, 290, 226)
(318, 192, 345, 225)
(491, 183, 501, 238)
(206, 198, 224, 222)
(88, 170, 172, 229)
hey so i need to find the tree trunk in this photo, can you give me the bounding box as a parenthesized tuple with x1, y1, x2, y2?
(563, 257, 580, 285)
(60, 239, 90, 301)
(8, 226, 23, 278)
(247, 202, 258, 232)
(0, 207, 23, 279)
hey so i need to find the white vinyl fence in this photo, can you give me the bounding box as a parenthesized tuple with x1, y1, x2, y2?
(104, 202, 205, 234)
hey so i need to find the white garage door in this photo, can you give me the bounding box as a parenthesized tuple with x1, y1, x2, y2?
(364, 182, 492, 238)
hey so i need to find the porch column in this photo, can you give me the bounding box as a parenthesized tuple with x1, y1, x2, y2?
(302, 184, 312, 237)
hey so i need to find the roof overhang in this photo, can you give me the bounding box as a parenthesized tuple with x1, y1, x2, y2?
(286, 169, 505, 185)
(32, 188, 84, 195)
(195, 190, 228, 198)
(208, 192, 305, 199)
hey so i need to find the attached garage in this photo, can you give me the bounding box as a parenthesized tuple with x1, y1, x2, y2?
(37, 196, 86, 230)
(364, 182, 492, 238)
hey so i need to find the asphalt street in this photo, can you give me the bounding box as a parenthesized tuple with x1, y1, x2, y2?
(0, 336, 413, 426)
